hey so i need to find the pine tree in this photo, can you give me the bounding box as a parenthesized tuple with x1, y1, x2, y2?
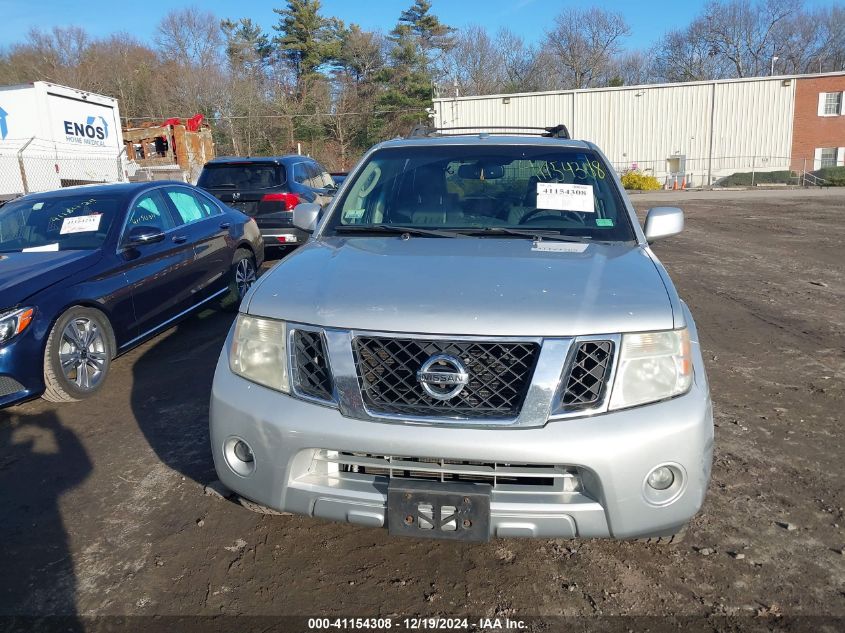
(272, 0, 342, 80)
(378, 0, 454, 135)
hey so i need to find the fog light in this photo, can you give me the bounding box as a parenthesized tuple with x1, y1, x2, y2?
(233, 440, 254, 463)
(647, 466, 675, 490)
(224, 437, 256, 477)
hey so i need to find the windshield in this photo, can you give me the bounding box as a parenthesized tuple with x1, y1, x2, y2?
(198, 163, 283, 190)
(323, 145, 635, 241)
(0, 194, 120, 253)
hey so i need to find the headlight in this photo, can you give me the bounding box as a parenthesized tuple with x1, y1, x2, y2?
(608, 328, 692, 410)
(0, 307, 34, 344)
(229, 314, 289, 393)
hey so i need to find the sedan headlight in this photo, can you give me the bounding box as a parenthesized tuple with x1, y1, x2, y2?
(229, 314, 289, 393)
(0, 307, 34, 344)
(608, 328, 692, 410)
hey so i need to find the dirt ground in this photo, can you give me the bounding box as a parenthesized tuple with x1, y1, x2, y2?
(1, 189, 843, 629)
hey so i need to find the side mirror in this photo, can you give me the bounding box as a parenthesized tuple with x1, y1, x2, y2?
(293, 202, 321, 233)
(125, 225, 165, 247)
(644, 207, 684, 243)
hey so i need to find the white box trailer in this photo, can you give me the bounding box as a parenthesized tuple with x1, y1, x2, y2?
(0, 82, 126, 199)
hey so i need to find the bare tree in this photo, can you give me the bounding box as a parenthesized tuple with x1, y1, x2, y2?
(85, 35, 161, 120)
(701, 0, 801, 77)
(543, 8, 630, 89)
(0, 27, 92, 87)
(497, 29, 546, 93)
(155, 7, 222, 68)
(154, 8, 226, 117)
(653, 21, 729, 82)
(774, 5, 845, 74)
(607, 50, 659, 86)
(444, 25, 503, 96)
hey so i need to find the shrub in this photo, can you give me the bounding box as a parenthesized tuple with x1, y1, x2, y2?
(621, 170, 661, 191)
(716, 170, 792, 187)
(815, 166, 845, 186)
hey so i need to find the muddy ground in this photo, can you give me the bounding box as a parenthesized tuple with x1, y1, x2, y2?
(1, 189, 843, 629)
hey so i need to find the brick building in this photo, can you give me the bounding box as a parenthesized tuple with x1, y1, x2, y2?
(791, 75, 845, 171)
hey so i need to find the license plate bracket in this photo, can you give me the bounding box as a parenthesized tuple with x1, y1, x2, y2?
(387, 479, 491, 542)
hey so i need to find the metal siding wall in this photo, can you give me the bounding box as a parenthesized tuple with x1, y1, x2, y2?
(711, 80, 795, 174)
(573, 84, 712, 178)
(434, 77, 797, 184)
(436, 93, 573, 134)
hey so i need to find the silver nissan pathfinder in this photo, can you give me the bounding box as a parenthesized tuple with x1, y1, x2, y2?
(209, 127, 713, 543)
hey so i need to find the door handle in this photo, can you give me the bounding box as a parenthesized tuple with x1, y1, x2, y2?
(172, 235, 188, 244)
(219, 222, 231, 229)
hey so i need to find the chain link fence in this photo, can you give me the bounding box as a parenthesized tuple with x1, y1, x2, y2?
(0, 137, 125, 201)
(609, 154, 832, 188)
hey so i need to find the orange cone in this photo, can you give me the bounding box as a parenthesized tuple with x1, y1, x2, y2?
(672, 177, 678, 190)
(681, 175, 687, 190)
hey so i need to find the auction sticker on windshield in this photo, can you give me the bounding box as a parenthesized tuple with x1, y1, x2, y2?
(537, 183, 594, 213)
(60, 214, 102, 234)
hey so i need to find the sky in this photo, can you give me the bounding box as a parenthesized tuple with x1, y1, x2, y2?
(0, 0, 838, 50)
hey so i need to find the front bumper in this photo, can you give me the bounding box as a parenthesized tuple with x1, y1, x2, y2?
(0, 325, 46, 408)
(210, 333, 713, 540)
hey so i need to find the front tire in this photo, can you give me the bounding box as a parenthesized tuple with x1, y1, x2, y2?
(42, 307, 114, 403)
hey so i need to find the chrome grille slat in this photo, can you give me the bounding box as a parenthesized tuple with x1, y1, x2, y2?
(312, 451, 579, 489)
(352, 337, 540, 419)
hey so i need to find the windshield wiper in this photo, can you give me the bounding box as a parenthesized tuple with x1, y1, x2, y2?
(334, 224, 459, 238)
(452, 227, 591, 242)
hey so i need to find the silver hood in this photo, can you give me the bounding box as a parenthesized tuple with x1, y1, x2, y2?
(247, 237, 676, 336)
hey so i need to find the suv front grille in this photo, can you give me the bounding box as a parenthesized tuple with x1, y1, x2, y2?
(560, 341, 613, 408)
(352, 337, 539, 419)
(292, 330, 334, 401)
(313, 451, 580, 491)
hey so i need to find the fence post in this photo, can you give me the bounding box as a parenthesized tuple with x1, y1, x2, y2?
(16, 137, 34, 194)
(116, 147, 127, 182)
(751, 155, 756, 187)
(802, 158, 807, 187)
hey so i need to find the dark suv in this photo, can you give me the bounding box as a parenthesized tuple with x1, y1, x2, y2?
(198, 156, 336, 249)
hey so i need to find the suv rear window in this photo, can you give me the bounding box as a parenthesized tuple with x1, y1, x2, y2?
(325, 145, 634, 241)
(198, 163, 284, 190)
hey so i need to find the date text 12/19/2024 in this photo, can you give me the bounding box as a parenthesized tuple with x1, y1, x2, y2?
(307, 617, 526, 630)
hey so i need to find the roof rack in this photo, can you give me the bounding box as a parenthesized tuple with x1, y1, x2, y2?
(407, 124, 571, 140)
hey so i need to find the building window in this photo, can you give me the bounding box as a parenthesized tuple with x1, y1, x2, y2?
(823, 92, 842, 115)
(819, 147, 837, 168)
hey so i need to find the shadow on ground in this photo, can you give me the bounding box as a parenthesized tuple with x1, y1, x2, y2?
(129, 308, 235, 487)
(0, 408, 90, 628)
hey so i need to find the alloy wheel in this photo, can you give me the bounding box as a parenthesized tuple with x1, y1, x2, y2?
(58, 317, 107, 391)
(235, 258, 257, 299)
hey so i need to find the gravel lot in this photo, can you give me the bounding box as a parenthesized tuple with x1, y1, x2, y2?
(1, 189, 843, 629)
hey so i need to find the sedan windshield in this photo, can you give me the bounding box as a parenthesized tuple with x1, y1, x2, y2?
(0, 194, 121, 253)
(324, 145, 635, 241)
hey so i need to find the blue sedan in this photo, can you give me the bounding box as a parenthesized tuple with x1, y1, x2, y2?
(0, 181, 264, 408)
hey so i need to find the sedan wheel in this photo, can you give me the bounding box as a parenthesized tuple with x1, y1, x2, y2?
(59, 317, 108, 390)
(43, 307, 114, 403)
(235, 256, 257, 300)
(223, 249, 258, 311)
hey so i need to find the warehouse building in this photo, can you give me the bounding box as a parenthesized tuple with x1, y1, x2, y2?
(432, 72, 845, 187)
